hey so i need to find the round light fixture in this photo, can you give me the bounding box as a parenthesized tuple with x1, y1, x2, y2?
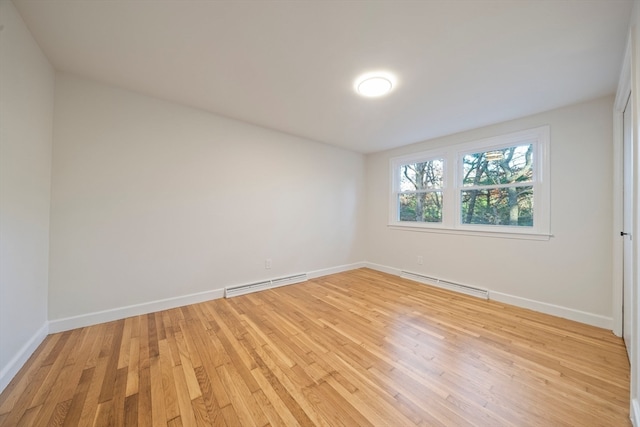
(354, 72, 396, 97)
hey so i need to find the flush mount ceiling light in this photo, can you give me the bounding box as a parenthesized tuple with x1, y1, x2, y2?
(354, 72, 396, 97)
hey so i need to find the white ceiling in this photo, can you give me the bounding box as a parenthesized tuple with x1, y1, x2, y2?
(13, 0, 633, 153)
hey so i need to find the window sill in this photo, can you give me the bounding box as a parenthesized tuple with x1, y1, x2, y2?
(387, 223, 552, 241)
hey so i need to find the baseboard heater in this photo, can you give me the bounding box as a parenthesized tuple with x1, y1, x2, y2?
(224, 273, 308, 298)
(400, 271, 489, 300)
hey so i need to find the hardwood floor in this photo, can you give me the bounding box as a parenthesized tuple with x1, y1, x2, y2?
(0, 268, 630, 426)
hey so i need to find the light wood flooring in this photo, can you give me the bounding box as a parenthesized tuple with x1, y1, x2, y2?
(0, 268, 631, 426)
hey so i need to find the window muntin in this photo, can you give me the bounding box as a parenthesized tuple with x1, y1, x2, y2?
(389, 126, 550, 238)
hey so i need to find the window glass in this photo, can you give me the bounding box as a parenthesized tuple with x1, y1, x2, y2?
(397, 159, 444, 223)
(399, 192, 443, 223)
(460, 144, 534, 227)
(461, 187, 533, 226)
(462, 144, 534, 187)
(400, 160, 444, 190)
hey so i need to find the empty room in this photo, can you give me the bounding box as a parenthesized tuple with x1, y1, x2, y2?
(2, 0, 640, 425)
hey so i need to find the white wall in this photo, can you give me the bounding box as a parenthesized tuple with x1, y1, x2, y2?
(0, 1, 54, 392)
(49, 73, 365, 326)
(365, 96, 614, 327)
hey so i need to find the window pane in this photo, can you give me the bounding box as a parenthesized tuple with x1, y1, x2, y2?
(400, 159, 444, 191)
(399, 192, 442, 223)
(462, 144, 533, 187)
(461, 186, 533, 226)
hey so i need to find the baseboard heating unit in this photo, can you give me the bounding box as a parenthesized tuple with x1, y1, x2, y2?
(400, 271, 489, 300)
(225, 273, 308, 298)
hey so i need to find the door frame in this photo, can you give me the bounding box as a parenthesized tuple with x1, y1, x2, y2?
(613, 36, 632, 338)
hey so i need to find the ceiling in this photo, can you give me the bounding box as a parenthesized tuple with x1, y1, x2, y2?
(13, 0, 633, 154)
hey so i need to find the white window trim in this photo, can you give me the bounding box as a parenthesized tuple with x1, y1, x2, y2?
(389, 126, 551, 240)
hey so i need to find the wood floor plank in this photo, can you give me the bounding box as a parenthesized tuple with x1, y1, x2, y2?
(125, 336, 140, 398)
(176, 341, 202, 402)
(0, 268, 631, 426)
(93, 399, 114, 427)
(219, 403, 243, 427)
(150, 355, 167, 427)
(98, 321, 125, 404)
(29, 337, 85, 426)
(158, 339, 180, 423)
(137, 366, 152, 426)
(191, 395, 212, 427)
(171, 364, 197, 427)
(123, 393, 138, 427)
(0, 364, 50, 427)
(0, 333, 61, 416)
(193, 365, 227, 426)
(117, 317, 133, 370)
(15, 404, 41, 427)
(61, 367, 94, 427)
(249, 354, 314, 426)
(76, 346, 111, 426)
(216, 364, 269, 427)
(253, 388, 288, 427)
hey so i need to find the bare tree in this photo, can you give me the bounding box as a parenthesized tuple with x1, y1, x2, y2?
(462, 155, 488, 224)
(402, 161, 442, 221)
(462, 145, 533, 225)
(499, 145, 533, 225)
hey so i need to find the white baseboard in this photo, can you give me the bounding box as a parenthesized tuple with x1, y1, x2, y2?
(364, 262, 613, 330)
(49, 288, 225, 333)
(43, 260, 617, 332)
(0, 322, 49, 394)
(307, 262, 366, 279)
(364, 262, 401, 276)
(490, 291, 613, 330)
(49, 262, 369, 333)
(632, 398, 640, 427)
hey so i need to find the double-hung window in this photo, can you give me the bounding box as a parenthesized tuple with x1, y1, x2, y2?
(390, 126, 550, 239)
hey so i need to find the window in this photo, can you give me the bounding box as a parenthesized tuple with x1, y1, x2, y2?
(390, 126, 550, 239)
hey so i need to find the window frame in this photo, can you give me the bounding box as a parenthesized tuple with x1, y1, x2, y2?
(389, 126, 551, 240)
